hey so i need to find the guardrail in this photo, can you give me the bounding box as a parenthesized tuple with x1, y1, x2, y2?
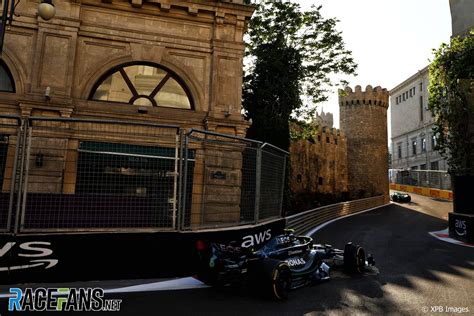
(286, 196, 386, 235)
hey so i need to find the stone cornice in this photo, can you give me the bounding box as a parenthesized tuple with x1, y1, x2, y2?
(91, 0, 255, 19)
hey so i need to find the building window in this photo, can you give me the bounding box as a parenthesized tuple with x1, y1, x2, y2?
(318, 177, 323, 185)
(431, 161, 439, 170)
(318, 135, 321, 142)
(90, 63, 193, 109)
(421, 138, 426, 152)
(398, 144, 402, 159)
(335, 138, 338, 145)
(0, 60, 15, 92)
(326, 137, 330, 144)
(409, 89, 412, 97)
(413, 87, 416, 96)
(412, 139, 417, 155)
(420, 82, 423, 92)
(76, 142, 178, 196)
(431, 135, 437, 150)
(395, 97, 399, 105)
(420, 96, 424, 121)
(420, 164, 426, 170)
(411, 166, 418, 170)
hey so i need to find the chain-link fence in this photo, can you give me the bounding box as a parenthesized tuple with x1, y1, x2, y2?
(181, 129, 287, 230)
(0, 115, 22, 232)
(0, 117, 288, 233)
(19, 117, 180, 232)
(389, 169, 452, 190)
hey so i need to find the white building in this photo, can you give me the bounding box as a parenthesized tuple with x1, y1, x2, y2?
(449, 0, 474, 37)
(390, 66, 448, 171)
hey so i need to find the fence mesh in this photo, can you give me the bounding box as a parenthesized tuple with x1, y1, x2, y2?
(0, 115, 21, 232)
(0, 117, 288, 233)
(389, 169, 452, 190)
(259, 145, 286, 220)
(181, 130, 287, 230)
(20, 118, 180, 231)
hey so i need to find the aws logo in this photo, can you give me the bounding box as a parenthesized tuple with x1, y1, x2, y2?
(0, 241, 58, 272)
(241, 229, 272, 248)
(455, 220, 467, 236)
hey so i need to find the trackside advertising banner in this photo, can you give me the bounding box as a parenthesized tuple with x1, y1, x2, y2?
(0, 219, 285, 284)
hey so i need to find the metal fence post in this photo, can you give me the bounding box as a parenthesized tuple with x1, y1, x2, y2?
(254, 145, 262, 223)
(181, 133, 189, 230)
(177, 130, 184, 231)
(6, 120, 22, 232)
(13, 122, 28, 234)
(279, 155, 287, 217)
(19, 123, 33, 233)
(172, 131, 179, 230)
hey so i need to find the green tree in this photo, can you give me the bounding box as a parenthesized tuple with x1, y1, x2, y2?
(243, 0, 357, 150)
(429, 30, 474, 173)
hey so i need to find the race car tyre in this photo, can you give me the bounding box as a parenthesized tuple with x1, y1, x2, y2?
(343, 242, 366, 274)
(260, 259, 292, 300)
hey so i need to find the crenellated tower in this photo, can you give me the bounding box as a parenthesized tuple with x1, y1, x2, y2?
(339, 85, 389, 202)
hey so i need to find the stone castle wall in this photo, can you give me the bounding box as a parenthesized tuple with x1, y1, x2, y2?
(290, 126, 348, 197)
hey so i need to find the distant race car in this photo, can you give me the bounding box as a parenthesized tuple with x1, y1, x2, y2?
(196, 229, 375, 300)
(390, 191, 411, 203)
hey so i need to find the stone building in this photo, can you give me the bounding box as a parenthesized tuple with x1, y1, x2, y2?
(339, 85, 389, 202)
(390, 66, 448, 171)
(290, 125, 348, 198)
(0, 0, 267, 231)
(449, 0, 474, 37)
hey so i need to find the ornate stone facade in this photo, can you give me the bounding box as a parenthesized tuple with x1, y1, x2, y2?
(2, 0, 252, 133)
(0, 0, 256, 228)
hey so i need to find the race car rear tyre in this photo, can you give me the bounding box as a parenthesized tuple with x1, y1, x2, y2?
(343, 243, 366, 274)
(260, 259, 292, 300)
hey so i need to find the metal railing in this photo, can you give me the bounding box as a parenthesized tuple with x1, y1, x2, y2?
(389, 169, 452, 190)
(181, 129, 287, 230)
(286, 196, 385, 235)
(0, 116, 288, 234)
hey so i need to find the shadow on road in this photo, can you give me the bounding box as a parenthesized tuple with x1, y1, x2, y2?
(2, 204, 472, 316)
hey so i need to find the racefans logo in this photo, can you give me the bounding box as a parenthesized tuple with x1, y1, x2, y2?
(8, 288, 122, 312)
(0, 241, 57, 272)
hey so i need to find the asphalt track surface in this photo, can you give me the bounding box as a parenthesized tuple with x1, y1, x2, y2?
(2, 201, 474, 315)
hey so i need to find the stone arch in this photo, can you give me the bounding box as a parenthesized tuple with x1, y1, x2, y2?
(1, 48, 26, 95)
(81, 53, 203, 111)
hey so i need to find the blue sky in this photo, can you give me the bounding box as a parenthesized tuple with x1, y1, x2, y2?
(296, 0, 452, 128)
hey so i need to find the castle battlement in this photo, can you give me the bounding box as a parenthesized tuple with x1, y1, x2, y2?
(319, 126, 344, 138)
(339, 85, 389, 109)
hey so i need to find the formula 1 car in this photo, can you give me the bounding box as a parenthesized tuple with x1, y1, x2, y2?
(196, 229, 375, 300)
(390, 191, 411, 203)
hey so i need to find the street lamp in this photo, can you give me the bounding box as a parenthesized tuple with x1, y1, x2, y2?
(0, 0, 55, 54)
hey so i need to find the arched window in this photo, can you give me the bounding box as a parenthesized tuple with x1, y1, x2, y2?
(90, 63, 193, 109)
(0, 60, 15, 92)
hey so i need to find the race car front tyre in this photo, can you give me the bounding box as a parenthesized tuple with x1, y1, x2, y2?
(260, 259, 292, 300)
(343, 242, 366, 274)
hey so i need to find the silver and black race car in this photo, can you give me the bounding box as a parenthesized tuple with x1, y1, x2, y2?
(390, 191, 411, 203)
(196, 229, 375, 300)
